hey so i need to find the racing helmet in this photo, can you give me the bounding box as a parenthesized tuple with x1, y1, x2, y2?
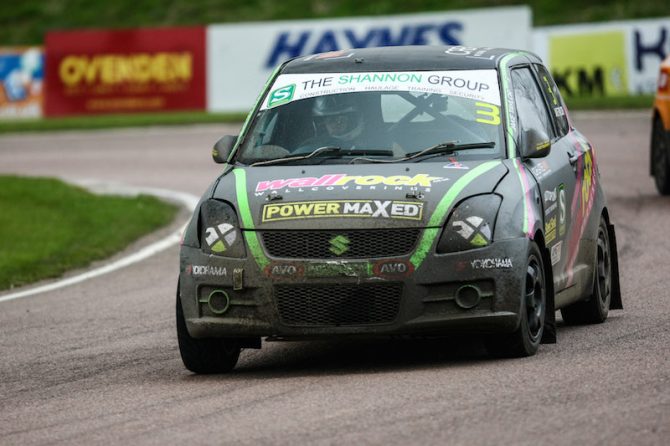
(312, 94, 364, 140)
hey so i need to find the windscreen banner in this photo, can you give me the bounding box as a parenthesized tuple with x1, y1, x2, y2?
(533, 17, 670, 98)
(262, 70, 501, 110)
(45, 27, 206, 116)
(0, 47, 44, 119)
(207, 6, 532, 112)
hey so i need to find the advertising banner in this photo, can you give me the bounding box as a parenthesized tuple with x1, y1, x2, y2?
(207, 7, 532, 112)
(45, 27, 206, 116)
(533, 17, 670, 98)
(0, 47, 44, 119)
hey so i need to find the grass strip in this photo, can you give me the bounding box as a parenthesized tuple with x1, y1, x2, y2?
(0, 175, 178, 291)
(0, 111, 247, 134)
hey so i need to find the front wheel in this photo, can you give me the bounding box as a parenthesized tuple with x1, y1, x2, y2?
(486, 241, 546, 358)
(651, 116, 670, 195)
(176, 290, 240, 374)
(561, 216, 612, 325)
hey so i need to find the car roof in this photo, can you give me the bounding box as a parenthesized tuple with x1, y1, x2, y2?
(282, 45, 541, 74)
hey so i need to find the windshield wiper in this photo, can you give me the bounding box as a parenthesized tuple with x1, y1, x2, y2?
(405, 141, 495, 161)
(349, 141, 495, 164)
(250, 146, 393, 166)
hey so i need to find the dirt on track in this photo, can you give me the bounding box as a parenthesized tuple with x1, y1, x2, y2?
(0, 112, 668, 446)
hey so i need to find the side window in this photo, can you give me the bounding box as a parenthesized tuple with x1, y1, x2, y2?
(511, 67, 555, 140)
(534, 64, 569, 136)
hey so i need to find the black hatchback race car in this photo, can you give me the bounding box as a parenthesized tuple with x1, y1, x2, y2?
(177, 46, 622, 373)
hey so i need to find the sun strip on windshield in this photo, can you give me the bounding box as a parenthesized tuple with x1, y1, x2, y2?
(262, 70, 501, 110)
(410, 160, 501, 269)
(234, 168, 270, 269)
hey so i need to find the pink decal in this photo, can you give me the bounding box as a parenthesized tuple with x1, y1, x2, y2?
(565, 134, 597, 285)
(515, 159, 536, 238)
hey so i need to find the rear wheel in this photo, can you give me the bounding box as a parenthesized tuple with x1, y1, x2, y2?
(176, 291, 240, 374)
(561, 216, 612, 325)
(651, 116, 670, 195)
(486, 241, 545, 358)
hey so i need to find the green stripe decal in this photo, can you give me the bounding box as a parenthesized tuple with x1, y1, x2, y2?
(234, 168, 270, 269)
(499, 52, 524, 158)
(410, 160, 501, 269)
(512, 159, 529, 235)
(227, 65, 282, 163)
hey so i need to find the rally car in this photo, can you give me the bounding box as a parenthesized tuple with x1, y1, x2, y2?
(177, 46, 622, 373)
(652, 55, 670, 195)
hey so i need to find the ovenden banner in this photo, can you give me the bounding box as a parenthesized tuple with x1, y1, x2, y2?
(533, 17, 670, 98)
(45, 27, 206, 116)
(207, 7, 531, 112)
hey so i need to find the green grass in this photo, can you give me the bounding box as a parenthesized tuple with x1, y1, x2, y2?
(0, 111, 246, 134)
(0, 175, 178, 290)
(1, 0, 667, 45)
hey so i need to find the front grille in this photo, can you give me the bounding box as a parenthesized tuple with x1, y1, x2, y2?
(275, 283, 402, 326)
(261, 229, 421, 259)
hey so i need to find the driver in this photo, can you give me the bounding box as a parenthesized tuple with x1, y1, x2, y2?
(312, 95, 365, 145)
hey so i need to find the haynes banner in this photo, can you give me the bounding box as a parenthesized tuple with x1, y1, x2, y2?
(533, 17, 670, 97)
(45, 27, 206, 116)
(207, 7, 531, 112)
(0, 47, 44, 119)
(261, 69, 501, 110)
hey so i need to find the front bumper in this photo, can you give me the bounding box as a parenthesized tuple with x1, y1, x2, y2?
(179, 237, 530, 339)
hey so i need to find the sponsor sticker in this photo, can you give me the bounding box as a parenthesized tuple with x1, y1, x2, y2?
(452, 216, 491, 247)
(545, 215, 557, 244)
(470, 257, 513, 269)
(261, 199, 424, 222)
(443, 160, 469, 170)
(264, 262, 304, 278)
(186, 265, 227, 276)
(267, 83, 295, 108)
(558, 184, 567, 237)
(544, 187, 557, 203)
(260, 69, 501, 110)
(372, 259, 414, 278)
(551, 241, 562, 266)
(204, 223, 237, 253)
(530, 161, 551, 179)
(305, 261, 368, 277)
(255, 173, 445, 194)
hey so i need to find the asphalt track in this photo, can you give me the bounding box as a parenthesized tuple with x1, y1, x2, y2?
(0, 111, 668, 445)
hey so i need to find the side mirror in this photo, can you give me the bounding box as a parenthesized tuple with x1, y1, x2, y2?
(212, 135, 237, 164)
(521, 128, 551, 159)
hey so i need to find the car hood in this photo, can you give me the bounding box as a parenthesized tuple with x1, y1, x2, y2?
(215, 161, 508, 230)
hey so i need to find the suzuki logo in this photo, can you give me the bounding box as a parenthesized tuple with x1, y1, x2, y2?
(329, 235, 350, 256)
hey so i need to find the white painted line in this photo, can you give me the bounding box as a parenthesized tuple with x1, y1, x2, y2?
(0, 180, 200, 304)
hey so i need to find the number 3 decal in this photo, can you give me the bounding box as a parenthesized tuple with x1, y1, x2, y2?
(475, 102, 501, 125)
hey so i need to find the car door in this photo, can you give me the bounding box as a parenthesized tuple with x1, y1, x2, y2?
(533, 63, 599, 304)
(510, 64, 577, 295)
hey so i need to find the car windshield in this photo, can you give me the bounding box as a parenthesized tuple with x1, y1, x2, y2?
(236, 69, 504, 165)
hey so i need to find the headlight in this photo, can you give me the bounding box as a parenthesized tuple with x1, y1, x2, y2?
(437, 194, 502, 253)
(198, 200, 246, 257)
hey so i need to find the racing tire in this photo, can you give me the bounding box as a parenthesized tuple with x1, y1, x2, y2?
(176, 293, 240, 374)
(486, 241, 546, 358)
(561, 216, 612, 325)
(651, 116, 670, 195)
